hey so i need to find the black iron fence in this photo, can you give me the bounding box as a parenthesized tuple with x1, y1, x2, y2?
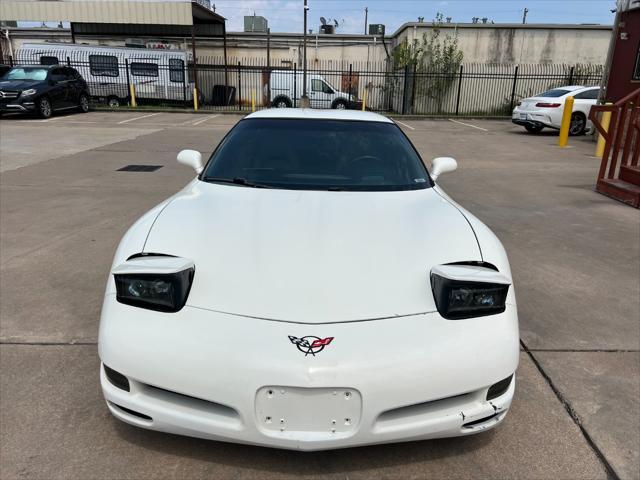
(2, 50, 604, 116)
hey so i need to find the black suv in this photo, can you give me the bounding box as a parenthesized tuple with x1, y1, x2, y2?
(0, 65, 90, 118)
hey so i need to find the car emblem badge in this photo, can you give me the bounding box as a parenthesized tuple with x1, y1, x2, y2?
(288, 336, 334, 356)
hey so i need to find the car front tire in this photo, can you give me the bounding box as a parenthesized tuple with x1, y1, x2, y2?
(37, 97, 52, 119)
(332, 99, 348, 110)
(569, 112, 586, 136)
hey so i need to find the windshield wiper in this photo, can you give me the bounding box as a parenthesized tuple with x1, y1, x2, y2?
(203, 177, 273, 189)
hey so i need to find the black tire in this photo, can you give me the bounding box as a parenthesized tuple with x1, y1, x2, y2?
(569, 112, 586, 136)
(107, 96, 121, 108)
(78, 93, 90, 113)
(273, 97, 291, 108)
(37, 97, 52, 119)
(332, 99, 348, 110)
(524, 124, 544, 133)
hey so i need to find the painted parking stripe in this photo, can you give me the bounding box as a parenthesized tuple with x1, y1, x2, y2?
(117, 112, 162, 124)
(191, 114, 220, 126)
(394, 120, 415, 130)
(448, 118, 488, 132)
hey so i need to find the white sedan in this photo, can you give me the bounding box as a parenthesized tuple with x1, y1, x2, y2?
(98, 109, 519, 451)
(512, 85, 600, 135)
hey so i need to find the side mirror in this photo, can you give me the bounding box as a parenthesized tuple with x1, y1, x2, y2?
(177, 149, 203, 174)
(430, 157, 457, 181)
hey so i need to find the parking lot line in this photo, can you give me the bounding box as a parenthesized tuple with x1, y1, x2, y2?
(191, 114, 220, 126)
(117, 112, 162, 124)
(394, 120, 415, 130)
(448, 118, 488, 132)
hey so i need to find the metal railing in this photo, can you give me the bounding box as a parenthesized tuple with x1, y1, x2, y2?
(2, 51, 604, 116)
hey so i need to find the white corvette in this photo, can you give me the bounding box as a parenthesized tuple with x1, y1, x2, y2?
(99, 109, 519, 451)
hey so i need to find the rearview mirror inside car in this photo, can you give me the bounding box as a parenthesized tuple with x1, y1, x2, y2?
(177, 149, 203, 174)
(430, 157, 457, 181)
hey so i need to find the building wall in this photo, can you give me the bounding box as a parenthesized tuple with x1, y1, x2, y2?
(2, 24, 610, 67)
(606, 8, 640, 101)
(395, 23, 612, 65)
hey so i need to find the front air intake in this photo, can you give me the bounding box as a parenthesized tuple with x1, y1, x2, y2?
(104, 365, 130, 392)
(486, 374, 513, 400)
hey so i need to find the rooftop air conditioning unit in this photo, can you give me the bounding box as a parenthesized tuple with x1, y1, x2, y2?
(368, 24, 385, 35)
(125, 38, 146, 48)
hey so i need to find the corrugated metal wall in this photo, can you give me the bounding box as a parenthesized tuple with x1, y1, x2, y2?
(1, 1, 193, 25)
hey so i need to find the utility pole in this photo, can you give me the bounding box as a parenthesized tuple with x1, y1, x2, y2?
(522, 7, 528, 24)
(301, 0, 310, 107)
(364, 7, 368, 35)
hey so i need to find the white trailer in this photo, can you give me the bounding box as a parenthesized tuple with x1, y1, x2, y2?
(15, 43, 195, 106)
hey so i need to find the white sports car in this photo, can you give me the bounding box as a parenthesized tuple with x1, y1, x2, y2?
(99, 109, 519, 451)
(511, 85, 599, 135)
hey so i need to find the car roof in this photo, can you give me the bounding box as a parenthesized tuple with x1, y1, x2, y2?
(11, 65, 60, 69)
(558, 85, 594, 91)
(244, 108, 394, 123)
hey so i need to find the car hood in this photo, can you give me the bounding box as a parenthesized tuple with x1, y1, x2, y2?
(0, 80, 42, 90)
(143, 181, 481, 323)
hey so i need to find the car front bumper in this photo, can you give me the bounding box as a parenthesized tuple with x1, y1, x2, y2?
(99, 298, 519, 451)
(0, 97, 37, 113)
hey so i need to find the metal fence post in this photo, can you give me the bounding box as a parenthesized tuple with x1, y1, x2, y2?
(293, 63, 297, 108)
(568, 65, 575, 85)
(410, 62, 417, 114)
(9, 56, 13, 67)
(348, 63, 353, 107)
(509, 65, 519, 112)
(66, 56, 71, 67)
(401, 65, 409, 115)
(237, 61, 242, 111)
(455, 64, 464, 116)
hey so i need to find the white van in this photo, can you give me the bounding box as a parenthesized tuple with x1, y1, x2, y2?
(269, 70, 352, 109)
(16, 43, 195, 107)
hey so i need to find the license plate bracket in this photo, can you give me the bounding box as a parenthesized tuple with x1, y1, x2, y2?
(255, 386, 362, 435)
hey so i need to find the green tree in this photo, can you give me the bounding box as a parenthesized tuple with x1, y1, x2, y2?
(393, 13, 464, 113)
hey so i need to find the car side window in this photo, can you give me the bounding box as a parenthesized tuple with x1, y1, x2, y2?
(49, 68, 66, 83)
(321, 82, 333, 94)
(311, 79, 323, 92)
(574, 89, 599, 100)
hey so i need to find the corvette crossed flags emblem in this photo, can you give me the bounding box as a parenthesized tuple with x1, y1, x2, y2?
(288, 336, 334, 356)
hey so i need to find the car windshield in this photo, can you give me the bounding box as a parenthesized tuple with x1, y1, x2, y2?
(202, 119, 431, 191)
(2, 67, 48, 81)
(537, 89, 571, 98)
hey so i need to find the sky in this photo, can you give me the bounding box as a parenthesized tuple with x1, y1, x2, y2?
(214, 0, 617, 35)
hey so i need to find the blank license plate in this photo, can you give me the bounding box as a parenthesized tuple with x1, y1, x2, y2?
(255, 386, 362, 435)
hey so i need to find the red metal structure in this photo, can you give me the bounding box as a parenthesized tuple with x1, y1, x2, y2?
(589, 88, 640, 207)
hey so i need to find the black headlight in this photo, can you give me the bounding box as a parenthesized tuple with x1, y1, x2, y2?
(431, 272, 509, 320)
(114, 268, 194, 313)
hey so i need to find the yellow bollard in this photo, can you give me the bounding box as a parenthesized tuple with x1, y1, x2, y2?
(362, 89, 368, 111)
(558, 96, 574, 147)
(193, 88, 199, 111)
(128, 83, 137, 107)
(251, 90, 256, 112)
(595, 104, 613, 158)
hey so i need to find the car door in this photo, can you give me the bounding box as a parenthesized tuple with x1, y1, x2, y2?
(572, 88, 600, 128)
(62, 67, 83, 105)
(47, 67, 70, 109)
(309, 78, 334, 109)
